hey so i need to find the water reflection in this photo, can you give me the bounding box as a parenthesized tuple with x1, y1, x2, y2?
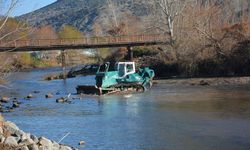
(153, 86, 250, 119)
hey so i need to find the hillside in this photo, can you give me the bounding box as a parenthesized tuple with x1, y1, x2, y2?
(18, 0, 249, 35)
(18, 0, 148, 34)
(18, 0, 104, 33)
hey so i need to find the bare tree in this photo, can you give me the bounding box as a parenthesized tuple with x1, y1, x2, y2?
(104, 0, 132, 36)
(144, 0, 189, 42)
(107, 0, 119, 28)
(192, 1, 248, 59)
(0, 0, 19, 31)
(0, 0, 20, 86)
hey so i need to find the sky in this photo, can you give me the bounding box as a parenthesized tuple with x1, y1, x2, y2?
(11, 0, 56, 16)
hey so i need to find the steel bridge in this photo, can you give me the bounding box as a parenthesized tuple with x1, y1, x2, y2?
(0, 34, 169, 52)
(0, 34, 169, 78)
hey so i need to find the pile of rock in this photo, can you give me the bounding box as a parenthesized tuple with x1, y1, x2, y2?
(56, 97, 71, 104)
(0, 97, 10, 103)
(0, 97, 22, 113)
(44, 74, 65, 81)
(45, 93, 54, 99)
(26, 94, 34, 99)
(0, 116, 74, 150)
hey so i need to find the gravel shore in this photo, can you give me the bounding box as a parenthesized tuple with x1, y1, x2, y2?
(0, 114, 75, 150)
(155, 76, 250, 86)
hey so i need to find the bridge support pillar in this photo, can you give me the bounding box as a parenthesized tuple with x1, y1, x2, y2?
(61, 50, 67, 80)
(127, 46, 133, 61)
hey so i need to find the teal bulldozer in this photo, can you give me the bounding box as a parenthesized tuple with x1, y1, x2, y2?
(76, 62, 155, 95)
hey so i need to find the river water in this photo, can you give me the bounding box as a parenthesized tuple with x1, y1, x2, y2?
(1, 69, 250, 150)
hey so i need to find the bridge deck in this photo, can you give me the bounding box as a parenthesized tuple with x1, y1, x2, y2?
(0, 34, 169, 52)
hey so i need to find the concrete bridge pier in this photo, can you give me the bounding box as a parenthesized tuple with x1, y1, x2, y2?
(61, 50, 67, 79)
(127, 46, 133, 61)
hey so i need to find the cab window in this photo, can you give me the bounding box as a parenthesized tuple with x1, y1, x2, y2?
(118, 64, 126, 77)
(126, 64, 133, 73)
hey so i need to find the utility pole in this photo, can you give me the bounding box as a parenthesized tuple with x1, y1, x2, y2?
(61, 50, 67, 79)
(127, 46, 133, 61)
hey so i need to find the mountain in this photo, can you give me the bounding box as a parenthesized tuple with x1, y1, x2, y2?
(18, 0, 105, 33)
(18, 0, 250, 35)
(18, 0, 148, 34)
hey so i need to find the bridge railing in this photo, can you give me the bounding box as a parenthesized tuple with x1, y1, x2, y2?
(0, 34, 168, 48)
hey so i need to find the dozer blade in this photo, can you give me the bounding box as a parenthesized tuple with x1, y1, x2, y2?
(76, 85, 102, 95)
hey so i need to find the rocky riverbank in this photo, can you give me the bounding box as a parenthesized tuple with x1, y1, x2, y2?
(0, 115, 74, 150)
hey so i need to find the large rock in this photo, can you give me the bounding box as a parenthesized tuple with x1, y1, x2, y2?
(21, 133, 31, 141)
(27, 94, 34, 99)
(79, 140, 86, 145)
(59, 145, 73, 150)
(38, 137, 53, 150)
(45, 93, 54, 99)
(15, 129, 25, 138)
(28, 143, 39, 150)
(56, 98, 68, 103)
(12, 101, 20, 108)
(30, 134, 39, 144)
(52, 141, 60, 150)
(1, 97, 10, 103)
(20, 146, 29, 150)
(4, 136, 19, 146)
(19, 138, 34, 146)
(0, 134, 5, 143)
(4, 121, 20, 135)
(0, 127, 3, 135)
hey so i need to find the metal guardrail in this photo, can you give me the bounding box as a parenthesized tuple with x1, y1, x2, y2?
(0, 34, 168, 48)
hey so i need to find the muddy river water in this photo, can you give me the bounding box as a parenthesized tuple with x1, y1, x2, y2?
(1, 68, 250, 150)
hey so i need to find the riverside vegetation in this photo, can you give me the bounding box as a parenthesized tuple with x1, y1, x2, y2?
(1, 1, 250, 83)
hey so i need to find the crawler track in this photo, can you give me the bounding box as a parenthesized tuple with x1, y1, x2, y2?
(76, 83, 146, 96)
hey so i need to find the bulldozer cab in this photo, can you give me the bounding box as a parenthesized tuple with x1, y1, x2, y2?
(97, 61, 136, 78)
(116, 62, 136, 78)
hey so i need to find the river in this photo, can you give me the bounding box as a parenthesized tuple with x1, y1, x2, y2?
(1, 68, 250, 150)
